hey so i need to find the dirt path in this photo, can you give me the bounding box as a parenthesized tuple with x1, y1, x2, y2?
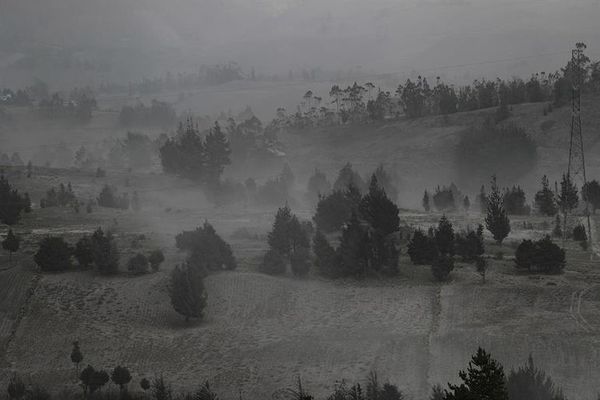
(425, 285, 442, 394)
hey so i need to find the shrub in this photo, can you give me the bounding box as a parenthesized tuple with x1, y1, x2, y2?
(260, 249, 286, 275)
(573, 224, 587, 242)
(515, 236, 565, 274)
(127, 253, 149, 274)
(431, 254, 454, 281)
(148, 249, 165, 272)
(34, 236, 73, 272)
(97, 185, 129, 209)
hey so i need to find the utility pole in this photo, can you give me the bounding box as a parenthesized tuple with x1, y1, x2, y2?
(565, 42, 592, 248)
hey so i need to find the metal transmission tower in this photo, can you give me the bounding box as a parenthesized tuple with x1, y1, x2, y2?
(566, 43, 592, 244)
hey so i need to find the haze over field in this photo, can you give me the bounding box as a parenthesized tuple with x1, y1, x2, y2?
(2, 0, 600, 88)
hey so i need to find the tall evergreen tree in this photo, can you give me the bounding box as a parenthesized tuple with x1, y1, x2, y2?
(204, 122, 231, 187)
(359, 175, 400, 236)
(445, 347, 509, 400)
(435, 215, 455, 256)
(534, 175, 558, 216)
(582, 179, 600, 214)
(485, 176, 511, 244)
(337, 213, 370, 277)
(558, 173, 579, 215)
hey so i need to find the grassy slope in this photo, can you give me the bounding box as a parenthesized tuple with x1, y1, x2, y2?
(1, 98, 600, 398)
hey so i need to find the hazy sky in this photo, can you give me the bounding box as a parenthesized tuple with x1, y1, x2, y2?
(1, 0, 600, 83)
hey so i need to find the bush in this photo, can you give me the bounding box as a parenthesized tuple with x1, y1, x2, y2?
(127, 253, 149, 274)
(97, 185, 129, 209)
(515, 236, 565, 274)
(34, 236, 73, 272)
(148, 249, 165, 272)
(169, 263, 207, 322)
(431, 254, 454, 281)
(260, 249, 286, 275)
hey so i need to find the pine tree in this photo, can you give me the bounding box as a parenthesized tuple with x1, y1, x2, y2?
(435, 215, 455, 256)
(534, 175, 558, 216)
(583, 180, 600, 214)
(507, 355, 566, 400)
(445, 347, 509, 400)
(313, 230, 339, 278)
(337, 213, 370, 277)
(558, 173, 579, 215)
(204, 122, 231, 187)
(407, 230, 438, 265)
(359, 175, 400, 236)
(485, 176, 511, 244)
(2, 228, 20, 262)
(267, 205, 293, 256)
(91, 228, 119, 274)
(169, 263, 207, 322)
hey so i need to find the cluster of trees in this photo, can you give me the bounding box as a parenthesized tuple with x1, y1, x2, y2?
(175, 222, 237, 273)
(312, 164, 398, 230)
(0, 174, 31, 225)
(97, 185, 133, 210)
(6, 345, 571, 400)
(422, 184, 467, 213)
(40, 182, 77, 208)
(159, 120, 231, 188)
(38, 89, 97, 123)
(0, 88, 32, 106)
(313, 175, 401, 278)
(407, 216, 485, 281)
(515, 236, 565, 274)
(260, 206, 311, 276)
(127, 250, 165, 275)
(34, 228, 119, 274)
(119, 100, 176, 129)
(268, 43, 600, 131)
(0, 152, 25, 167)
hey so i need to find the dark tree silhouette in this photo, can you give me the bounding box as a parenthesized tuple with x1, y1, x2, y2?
(535, 175, 558, 216)
(445, 347, 509, 400)
(111, 366, 132, 392)
(74, 235, 94, 268)
(34, 236, 73, 272)
(169, 263, 207, 322)
(2, 228, 20, 262)
(485, 176, 511, 244)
